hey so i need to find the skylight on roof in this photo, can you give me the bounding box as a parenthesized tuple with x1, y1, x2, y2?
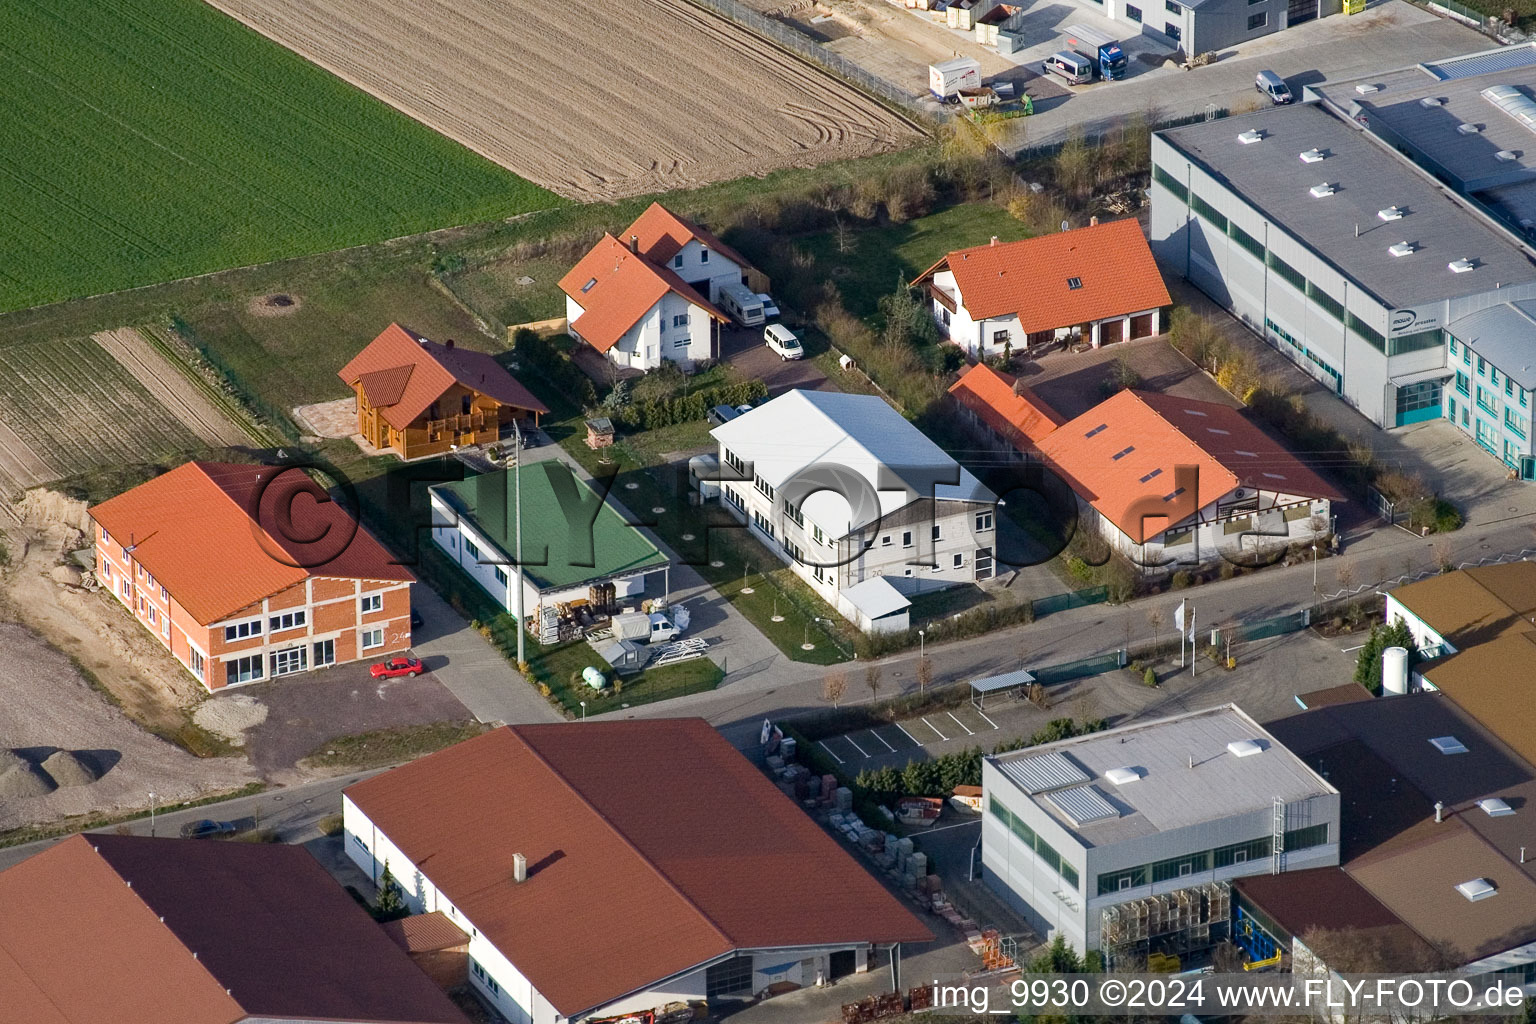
(1479, 797, 1514, 817)
(1379, 206, 1404, 221)
(1183, 408, 1208, 417)
(1238, 129, 1265, 145)
(581, 277, 598, 293)
(1233, 449, 1258, 457)
(1389, 242, 1416, 258)
(1300, 149, 1325, 163)
(1163, 487, 1186, 502)
(1449, 259, 1476, 274)
(1310, 183, 1336, 198)
(1227, 739, 1264, 758)
(1206, 427, 1230, 435)
(1112, 446, 1135, 460)
(1430, 735, 1469, 755)
(1068, 277, 1083, 290)
(1139, 468, 1163, 483)
(1105, 766, 1143, 785)
(1456, 878, 1497, 902)
(1085, 423, 1108, 438)
(1262, 472, 1287, 480)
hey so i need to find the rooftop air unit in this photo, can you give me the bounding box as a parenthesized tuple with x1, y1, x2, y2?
(1378, 206, 1404, 221)
(1355, 83, 1380, 94)
(1497, 150, 1520, 161)
(1227, 739, 1264, 758)
(1457, 122, 1483, 135)
(1310, 183, 1336, 198)
(1238, 129, 1265, 144)
(1455, 878, 1497, 902)
(1483, 84, 1536, 137)
(1300, 148, 1325, 163)
(1389, 242, 1416, 258)
(1449, 259, 1476, 274)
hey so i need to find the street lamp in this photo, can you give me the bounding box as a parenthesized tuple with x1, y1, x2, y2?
(148, 790, 156, 837)
(580, 700, 586, 720)
(1312, 543, 1319, 600)
(918, 629, 925, 659)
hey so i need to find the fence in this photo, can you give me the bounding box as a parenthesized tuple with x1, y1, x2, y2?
(677, 0, 931, 119)
(1365, 486, 1398, 526)
(1031, 649, 1126, 685)
(1318, 549, 1536, 603)
(1032, 585, 1110, 618)
(170, 318, 301, 442)
(1210, 608, 1310, 648)
(1011, 107, 1231, 163)
(1403, 0, 1529, 40)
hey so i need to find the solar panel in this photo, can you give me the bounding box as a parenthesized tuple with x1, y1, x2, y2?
(997, 751, 1090, 794)
(1047, 785, 1120, 825)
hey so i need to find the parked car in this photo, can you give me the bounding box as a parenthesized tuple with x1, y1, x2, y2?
(1043, 51, 1094, 86)
(370, 656, 423, 679)
(707, 403, 741, 427)
(764, 323, 804, 361)
(1255, 69, 1293, 105)
(181, 819, 237, 839)
(757, 293, 781, 319)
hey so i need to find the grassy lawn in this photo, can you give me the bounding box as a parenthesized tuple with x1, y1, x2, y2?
(794, 204, 1033, 318)
(443, 255, 574, 333)
(1, 0, 559, 314)
(532, 640, 725, 717)
(300, 721, 489, 771)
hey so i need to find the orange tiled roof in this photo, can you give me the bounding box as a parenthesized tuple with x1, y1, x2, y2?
(624, 201, 752, 270)
(912, 219, 1171, 334)
(559, 235, 726, 352)
(337, 324, 548, 431)
(88, 462, 414, 625)
(948, 363, 1064, 449)
(1036, 391, 1342, 543)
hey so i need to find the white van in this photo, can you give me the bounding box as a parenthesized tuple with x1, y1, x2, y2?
(1043, 51, 1093, 86)
(718, 281, 765, 327)
(764, 323, 804, 360)
(1255, 70, 1293, 105)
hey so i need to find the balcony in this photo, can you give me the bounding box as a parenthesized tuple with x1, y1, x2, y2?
(426, 412, 489, 439)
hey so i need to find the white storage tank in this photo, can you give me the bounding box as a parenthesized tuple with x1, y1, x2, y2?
(1382, 646, 1409, 695)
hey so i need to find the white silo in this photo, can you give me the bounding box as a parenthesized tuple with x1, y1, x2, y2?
(1382, 646, 1409, 695)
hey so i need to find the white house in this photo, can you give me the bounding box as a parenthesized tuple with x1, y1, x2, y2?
(708, 390, 998, 632)
(911, 219, 1171, 360)
(1035, 390, 1342, 571)
(558, 203, 761, 373)
(342, 720, 931, 1024)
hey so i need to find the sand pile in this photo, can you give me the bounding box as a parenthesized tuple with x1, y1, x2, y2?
(193, 694, 269, 746)
(0, 749, 56, 798)
(41, 750, 100, 788)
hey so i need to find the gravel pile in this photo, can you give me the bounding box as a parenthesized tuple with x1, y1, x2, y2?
(0, 749, 56, 799)
(41, 749, 100, 788)
(192, 694, 269, 746)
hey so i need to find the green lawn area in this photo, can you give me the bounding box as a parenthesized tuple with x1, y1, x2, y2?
(795, 204, 1033, 318)
(531, 640, 724, 717)
(0, 0, 560, 314)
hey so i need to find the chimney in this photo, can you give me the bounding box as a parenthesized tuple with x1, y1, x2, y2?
(1090, 215, 1099, 227)
(1013, 378, 1026, 396)
(445, 338, 455, 350)
(990, 235, 999, 246)
(629, 234, 639, 254)
(513, 852, 527, 883)
(1522, 847, 1528, 864)
(1435, 800, 1444, 823)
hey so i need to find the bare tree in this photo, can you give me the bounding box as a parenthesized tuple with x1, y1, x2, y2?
(822, 670, 848, 708)
(1335, 559, 1356, 593)
(1431, 536, 1456, 573)
(833, 216, 853, 255)
(1145, 606, 1166, 652)
(916, 656, 933, 694)
(865, 664, 883, 703)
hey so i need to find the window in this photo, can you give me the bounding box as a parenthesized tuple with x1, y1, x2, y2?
(1165, 0, 1181, 11)
(190, 649, 205, 681)
(902, 530, 913, 548)
(1479, 355, 1487, 376)
(361, 593, 383, 614)
(932, 524, 942, 542)
(1213, 837, 1272, 868)
(1266, 251, 1305, 291)
(673, 254, 684, 268)
(1126, 2, 1142, 19)
(1165, 20, 1181, 38)
(1506, 408, 1526, 439)
(269, 610, 307, 632)
(101, 528, 111, 544)
(975, 546, 994, 579)
(361, 627, 384, 650)
(1307, 281, 1344, 321)
(494, 566, 509, 585)
(225, 655, 263, 685)
(1464, 345, 1472, 365)
(1457, 372, 1470, 396)
(1189, 192, 1227, 232)
(1449, 338, 1459, 356)
(1283, 824, 1328, 850)
(1247, 8, 1266, 23)
(1153, 165, 1188, 202)
(1477, 384, 1501, 417)
(1523, 390, 1528, 408)
(224, 619, 262, 642)
(1067, 277, 1083, 290)
(1229, 222, 1264, 260)
(812, 522, 825, 544)
(672, 313, 690, 328)
(160, 585, 168, 601)
(1097, 866, 1148, 895)
(581, 277, 597, 293)
(1151, 851, 1210, 882)
(1397, 381, 1441, 418)
(121, 579, 131, 598)
(753, 510, 776, 539)
(1347, 312, 1386, 352)
(471, 959, 502, 997)
(1388, 328, 1443, 357)
(313, 639, 335, 667)
(270, 646, 308, 677)
(975, 512, 993, 532)
(1492, 366, 1503, 387)
(1163, 526, 1193, 547)
(706, 957, 753, 998)
(699, 248, 710, 263)
(784, 500, 804, 527)
(992, 329, 1010, 346)
(145, 571, 156, 589)
(673, 335, 689, 349)
(726, 488, 746, 512)
(147, 606, 157, 627)
(464, 538, 481, 562)
(881, 534, 892, 547)
(723, 448, 747, 476)
(101, 562, 111, 580)
(953, 552, 965, 568)
(754, 473, 775, 500)
(1507, 378, 1516, 398)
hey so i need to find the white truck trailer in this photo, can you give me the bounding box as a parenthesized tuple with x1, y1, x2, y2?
(929, 57, 983, 101)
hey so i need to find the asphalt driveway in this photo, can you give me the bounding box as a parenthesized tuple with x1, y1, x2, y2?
(720, 324, 829, 395)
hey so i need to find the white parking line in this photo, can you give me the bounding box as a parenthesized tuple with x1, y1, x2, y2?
(896, 722, 924, 747)
(947, 710, 975, 736)
(973, 706, 999, 730)
(867, 729, 896, 753)
(845, 733, 871, 758)
(922, 717, 949, 741)
(818, 740, 845, 765)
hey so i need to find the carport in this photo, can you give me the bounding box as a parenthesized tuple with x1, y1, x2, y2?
(969, 668, 1035, 710)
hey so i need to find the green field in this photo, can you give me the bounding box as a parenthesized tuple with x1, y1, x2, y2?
(0, 0, 561, 314)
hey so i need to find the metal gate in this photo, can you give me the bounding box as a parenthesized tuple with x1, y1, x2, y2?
(1365, 486, 1398, 525)
(1287, 0, 1318, 24)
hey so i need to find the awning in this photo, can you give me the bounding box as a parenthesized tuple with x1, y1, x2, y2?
(841, 576, 911, 620)
(1389, 366, 1454, 387)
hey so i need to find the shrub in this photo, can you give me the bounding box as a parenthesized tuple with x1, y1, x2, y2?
(1066, 556, 1093, 582)
(1171, 570, 1193, 590)
(1143, 666, 1157, 687)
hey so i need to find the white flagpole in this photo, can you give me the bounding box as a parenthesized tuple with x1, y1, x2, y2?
(1191, 605, 1197, 678)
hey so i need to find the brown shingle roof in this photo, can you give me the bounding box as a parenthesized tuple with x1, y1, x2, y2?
(346, 720, 932, 1018)
(1392, 562, 1536, 648)
(337, 323, 548, 431)
(88, 461, 413, 625)
(1421, 631, 1536, 771)
(382, 911, 471, 953)
(0, 834, 468, 1024)
(911, 219, 1171, 332)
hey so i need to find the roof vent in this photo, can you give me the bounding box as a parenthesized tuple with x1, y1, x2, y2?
(1420, 96, 1445, 107)
(1356, 83, 1380, 94)
(1378, 206, 1404, 221)
(1430, 735, 1469, 754)
(1310, 183, 1336, 198)
(1479, 797, 1515, 817)
(1300, 148, 1325, 163)
(1497, 150, 1520, 161)
(1457, 122, 1483, 135)
(1448, 259, 1476, 274)
(1106, 766, 1143, 785)
(1455, 878, 1497, 902)
(1238, 129, 1265, 145)
(1389, 241, 1416, 258)
(1227, 739, 1264, 758)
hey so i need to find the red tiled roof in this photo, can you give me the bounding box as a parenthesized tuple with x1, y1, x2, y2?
(381, 911, 471, 954)
(1036, 391, 1342, 543)
(625, 201, 752, 271)
(559, 235, 727, 352)
(0, 834, 467, 1024)
(337, 323, 548, 431)
(88, 461, 413, 625)
(948, 363, 1064, 449)
(346, 720, 932, 1018)
(912, 219, 1171, 333)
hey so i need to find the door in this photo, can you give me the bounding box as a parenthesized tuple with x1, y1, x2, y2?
(1130, 313, 1154, 339)
(1287, 0, 1317, 24)
(1522, 456, 1536, 481)
(1099, 318, 1126, 345)
(829, 950, 857, 979)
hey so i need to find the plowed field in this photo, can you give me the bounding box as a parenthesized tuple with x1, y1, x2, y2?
(204, 0, 925, 201)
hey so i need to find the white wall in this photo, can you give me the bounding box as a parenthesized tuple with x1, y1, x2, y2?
(1099, 491, 1332, 571)
(1383, 593, 1450, 653)
(666, 238, 745, 303)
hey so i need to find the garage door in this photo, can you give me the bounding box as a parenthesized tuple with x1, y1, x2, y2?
(1130, 313, 1154, 339)
(1287, 0, 1318, 24)
(1100, 319, 1126, 345)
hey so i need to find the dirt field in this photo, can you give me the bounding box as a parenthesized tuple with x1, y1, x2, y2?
(92, 328, 256, 448)
(203, 0, 924, 201)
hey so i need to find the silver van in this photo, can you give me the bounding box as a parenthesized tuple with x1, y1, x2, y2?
(1255, 70, 1293, 105)
(1043, 51, 1094, 86)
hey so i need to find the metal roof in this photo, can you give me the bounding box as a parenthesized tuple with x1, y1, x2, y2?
(1424, 43, 1536, 81)
(969, 668, 1037, 694)
(994, 751, 1090, 794)
(840, 576, 911, 620)
(1159, 103, 1536, 309)
(1046, 785, 1120, 825)
(1446, 300, 1536, 389)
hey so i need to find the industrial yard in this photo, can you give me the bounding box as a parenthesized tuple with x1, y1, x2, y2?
(204, 0, 926, 201)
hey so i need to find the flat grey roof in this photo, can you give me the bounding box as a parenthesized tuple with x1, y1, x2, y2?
(1447, 299, 1536, 388)
(1159, 103, 1536, 308)
(988, 704, 1335, 846)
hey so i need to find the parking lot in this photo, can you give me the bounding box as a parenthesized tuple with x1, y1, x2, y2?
(720, 324, 830, 395)
(816, 692, 1061, 769)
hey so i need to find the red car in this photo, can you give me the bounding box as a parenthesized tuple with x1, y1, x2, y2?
(370, 657, 423, 679)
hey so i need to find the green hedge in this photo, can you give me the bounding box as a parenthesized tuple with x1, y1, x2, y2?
(615, 380, 768, 430)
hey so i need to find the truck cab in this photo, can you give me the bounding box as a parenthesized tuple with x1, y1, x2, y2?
(1064, 25, 1127, 80)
